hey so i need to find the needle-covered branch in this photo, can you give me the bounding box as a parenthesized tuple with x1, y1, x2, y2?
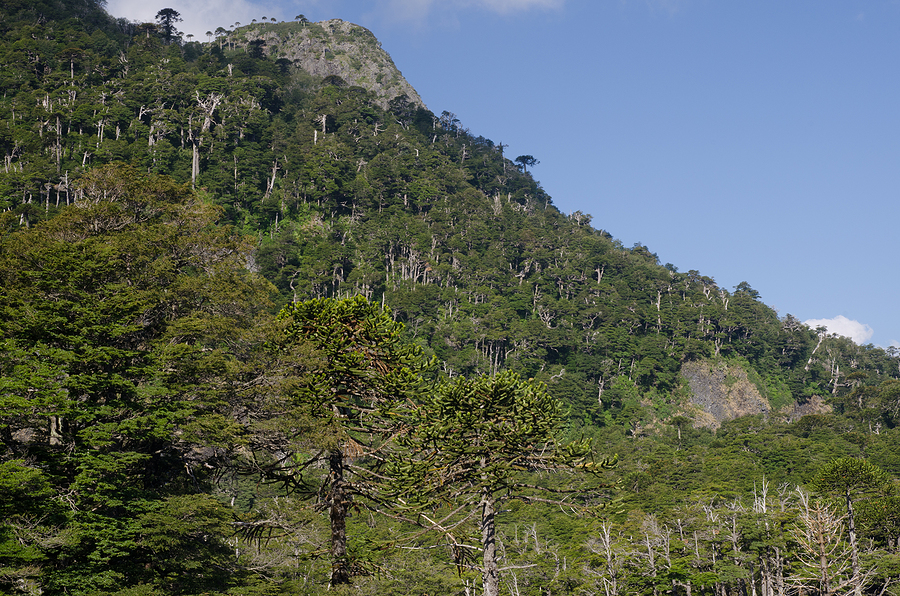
(237, 295, 435, 587)
(384, 371, 616, 596)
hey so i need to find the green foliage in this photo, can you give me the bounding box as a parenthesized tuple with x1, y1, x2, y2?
(0, 163, 273, 594)
(813, 457, 891, 499)
(265, 295, 434, 454)
(239, 295, 434, 586)
(2, 4, 900, 594)
(388, 371, 614, 595)
(2, 0, 894, 422)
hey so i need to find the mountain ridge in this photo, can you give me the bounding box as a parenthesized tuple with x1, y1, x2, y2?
(0, 0, 895, 426)
(3, 4, 900, 594)
(234, 18, 426, 110)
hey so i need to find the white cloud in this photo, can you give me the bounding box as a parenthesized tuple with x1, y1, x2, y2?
(475, 0, 564, 11)
(105, 0, 563, 37)
(105, 0, 289, 38)
(378, 0, 562, 25)
(803, 315, 874, 345)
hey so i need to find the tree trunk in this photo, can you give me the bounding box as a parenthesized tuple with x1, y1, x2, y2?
(191, 142, 199, 187)
(846, 490, 862, 596)
(774, 547, 785, 596)
(760, 555, 772, 596)
(481, 488, 500, 596)
(644, 533, 659, 596)
(49, 415, 63, 446)
(329, 449, 351, 586)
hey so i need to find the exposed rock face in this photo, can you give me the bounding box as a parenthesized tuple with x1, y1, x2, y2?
(240, 19, 425, 110)
(681, 360, 770, 429)
(783, 394, 832, 422)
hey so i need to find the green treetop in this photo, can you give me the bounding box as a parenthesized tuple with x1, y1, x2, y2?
(0, 163, 274, 594)
(812, 457, 892, 596)
(242, 295, 434, 587)
(389, 371, 616, 596)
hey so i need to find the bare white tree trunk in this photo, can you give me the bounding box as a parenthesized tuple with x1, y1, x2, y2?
(481, 487, 499, 596)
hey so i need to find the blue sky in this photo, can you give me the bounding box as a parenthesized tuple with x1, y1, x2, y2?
(106, 0, 900, 349)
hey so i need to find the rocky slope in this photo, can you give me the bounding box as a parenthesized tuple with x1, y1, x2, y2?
(682, 359, 771, 429)
(682, 359, 832, 428)
(237, 19, 425, 110)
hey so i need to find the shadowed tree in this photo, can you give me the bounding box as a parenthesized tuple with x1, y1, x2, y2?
(514, 155, 539, 173)
(155, 8, 182, 44)
(247, 39, 266, 59)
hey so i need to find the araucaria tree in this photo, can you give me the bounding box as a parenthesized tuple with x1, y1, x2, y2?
(812, 457, 891, 596)
(514, 154, 539, 173)
(389, 371, 615, 596)
(244, 296, 432, 587)
(155, 8, 182, 44)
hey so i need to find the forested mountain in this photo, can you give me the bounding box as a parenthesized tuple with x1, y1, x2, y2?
(2, 1, 900, 594)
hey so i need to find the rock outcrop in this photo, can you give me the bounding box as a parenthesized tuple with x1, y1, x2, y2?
(238, 19, 425, 110)
(681, 360, 770, 429)
(782, 393, 832, 422)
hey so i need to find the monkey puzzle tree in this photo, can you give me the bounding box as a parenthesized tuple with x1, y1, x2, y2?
(388, 371, 616, 596)
(514, 154, 539, 173)
(155, 8, 182, 44)
(245, 295, 433, 587)
(789, 488, 853, 596)
(812, 458, 891, 596)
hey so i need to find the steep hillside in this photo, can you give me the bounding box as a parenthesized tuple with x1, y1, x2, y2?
(0, 2, 897, 430)
(4, 4, 900, 595)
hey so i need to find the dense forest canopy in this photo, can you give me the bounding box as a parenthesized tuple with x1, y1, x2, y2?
(2, 1, 900, 594)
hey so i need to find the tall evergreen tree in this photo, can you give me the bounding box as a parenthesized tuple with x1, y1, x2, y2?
(0, 163, 274, 593)
(813, 458, 891, 596)
(242, 295, 433, 586)
(389, 371, 615, 596)
(155, 8, 182, 44)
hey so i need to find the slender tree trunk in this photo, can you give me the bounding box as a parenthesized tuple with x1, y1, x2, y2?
(329, 449, 351, 586)
(191, 142, 199, 187)
(816, 517, 830, 596)
(645, 533, 659, 596)
(774, 548, 785, 596)
(760, 555, 773, 596)
(846, 491, 862, 596)
(481, 488, 500, 596)
(49, 415, 63, 446)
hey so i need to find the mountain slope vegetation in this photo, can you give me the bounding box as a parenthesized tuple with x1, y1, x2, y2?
(2, 2, 900, 594)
